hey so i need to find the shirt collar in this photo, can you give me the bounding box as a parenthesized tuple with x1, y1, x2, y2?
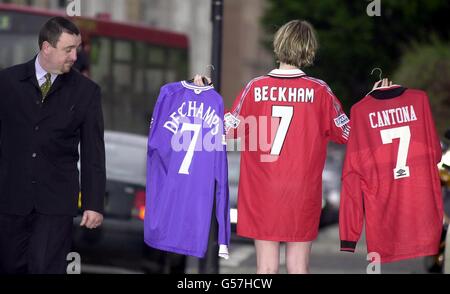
(268, 68, 306, 78)
(181, 80, 214, 93)
(368, 85, 406, 100)
(35, 54, 58, 84)
(366, 84, 402, 96)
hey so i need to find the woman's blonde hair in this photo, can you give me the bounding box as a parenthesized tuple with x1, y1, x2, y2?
(273, 20, 318, 68)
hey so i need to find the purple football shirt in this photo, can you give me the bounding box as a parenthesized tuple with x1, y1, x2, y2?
(145, 81, 230, 258)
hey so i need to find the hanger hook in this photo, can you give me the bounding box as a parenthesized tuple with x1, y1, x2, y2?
(205, 64, 215, 76)
(370, 67, 383, 80)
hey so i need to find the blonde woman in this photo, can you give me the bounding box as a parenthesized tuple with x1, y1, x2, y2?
(196, 20, 349, 273)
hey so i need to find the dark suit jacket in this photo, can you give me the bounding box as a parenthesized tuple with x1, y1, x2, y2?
(0, 57, 106, 216)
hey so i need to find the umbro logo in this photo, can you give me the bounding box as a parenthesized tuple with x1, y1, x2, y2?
(394, 167, 410, 179)
(396, 169, 407, 177)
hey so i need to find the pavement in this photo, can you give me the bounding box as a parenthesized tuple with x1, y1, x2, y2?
(186, 224, 429, 274)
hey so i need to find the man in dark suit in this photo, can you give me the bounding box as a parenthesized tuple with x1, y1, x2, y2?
(0, 17, 105, 274)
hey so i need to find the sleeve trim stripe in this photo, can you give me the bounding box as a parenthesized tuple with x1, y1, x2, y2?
(303, 77, 350, 138)
(302, 76, 334, 97)
(340, 248, 356, 252)
(340, 240, 357, 249)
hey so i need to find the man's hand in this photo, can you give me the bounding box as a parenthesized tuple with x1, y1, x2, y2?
(80, 210, 103, 229)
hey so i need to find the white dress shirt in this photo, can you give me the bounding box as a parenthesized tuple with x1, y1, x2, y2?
(35, 55, 58, 87)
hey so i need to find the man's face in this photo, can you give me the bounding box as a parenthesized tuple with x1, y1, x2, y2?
(46, 32, 82, 74)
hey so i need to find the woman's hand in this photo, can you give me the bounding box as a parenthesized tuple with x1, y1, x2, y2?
(193, 74, 212, 86)
(372, 78, 392, 90)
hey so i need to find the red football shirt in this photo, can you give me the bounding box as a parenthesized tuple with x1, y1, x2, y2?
(339, 85, 443, 262)
(226, 69, 349, 241)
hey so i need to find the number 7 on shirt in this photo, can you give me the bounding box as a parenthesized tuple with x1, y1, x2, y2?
(271, 105, 294, 156)
(380, 125, 411, 179)
(178, 123, 201, 175)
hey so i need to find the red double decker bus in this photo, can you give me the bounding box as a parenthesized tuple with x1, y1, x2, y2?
(0, 3, 189, 135)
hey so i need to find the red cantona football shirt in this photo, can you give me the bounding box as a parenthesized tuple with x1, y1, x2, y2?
(339, 85, 443, 263)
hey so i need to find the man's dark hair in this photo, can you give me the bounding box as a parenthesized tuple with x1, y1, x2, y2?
(38, 17, 80, 49)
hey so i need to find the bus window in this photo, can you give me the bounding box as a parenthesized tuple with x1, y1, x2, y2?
(90, 37, 112, 91)
(167, 49, 183, 67)
(0, 14, 11, 30)
(113, 63, 131, 92)
(114, 40, 132, 62)
(135, 42, 146, 65)
(148, 46, 165, 66)
(134, 68, 144, 94)
(133, 42, 147, 94)
(145, 68, 164, 97)
(167, 48, 188, 81)
(0, 34, 37, 70)
(0, 12, 42, 70)
(166, 69, 176, 83)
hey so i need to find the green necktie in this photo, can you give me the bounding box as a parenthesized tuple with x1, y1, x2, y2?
(40, 73, 52, 101)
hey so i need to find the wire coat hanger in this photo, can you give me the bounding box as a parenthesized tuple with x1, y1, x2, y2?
(367, 67, 399, 95)
(205, 64, 215, 76)
(370, 67, 383, 80)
